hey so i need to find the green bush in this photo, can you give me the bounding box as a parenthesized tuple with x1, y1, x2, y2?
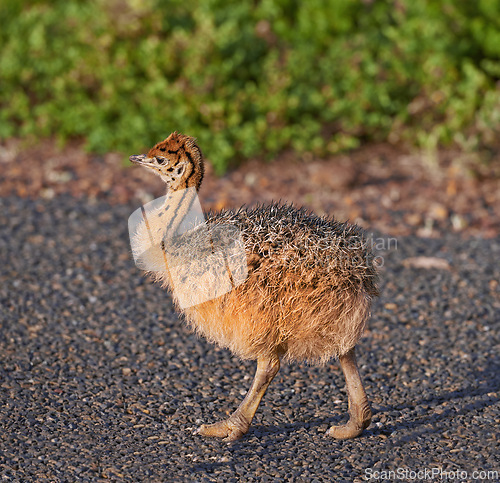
(1, 0, 499, 173)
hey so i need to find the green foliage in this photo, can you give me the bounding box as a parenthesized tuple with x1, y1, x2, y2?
(1, 0, 499, 172)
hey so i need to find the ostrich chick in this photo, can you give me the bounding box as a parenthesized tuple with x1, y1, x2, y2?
(130, 132, 379, 441)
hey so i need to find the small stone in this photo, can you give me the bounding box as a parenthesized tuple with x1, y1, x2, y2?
(451, 214, 467, 231)
(402, 256, 451, 270)
(429, 203, 448, 221)
(405, 213, 422, 226)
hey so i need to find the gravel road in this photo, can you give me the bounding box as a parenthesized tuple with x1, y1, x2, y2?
(1, 195, 498, 482)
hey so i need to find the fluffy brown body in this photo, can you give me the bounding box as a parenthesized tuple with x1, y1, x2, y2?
(184, 205, 378, 363)
(130, 132, 379, 441)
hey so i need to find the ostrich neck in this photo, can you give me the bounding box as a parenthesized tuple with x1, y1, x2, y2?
(160, 186, 200, 241)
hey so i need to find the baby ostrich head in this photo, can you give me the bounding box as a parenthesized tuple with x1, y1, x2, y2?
(130, 132, 205, 192)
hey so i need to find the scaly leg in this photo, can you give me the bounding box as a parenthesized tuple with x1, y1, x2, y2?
(327, 347, 372, 439)
(198, 353, 280, 441)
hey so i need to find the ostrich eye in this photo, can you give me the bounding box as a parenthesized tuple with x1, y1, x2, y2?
(156, 157, 168, 165)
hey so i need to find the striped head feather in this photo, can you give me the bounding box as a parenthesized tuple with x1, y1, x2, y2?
(130, 132, 204, 192)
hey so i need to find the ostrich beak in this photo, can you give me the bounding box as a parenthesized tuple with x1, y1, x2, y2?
(129, 154, 150, 165)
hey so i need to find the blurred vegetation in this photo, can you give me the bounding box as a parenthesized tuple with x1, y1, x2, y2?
(1, 0, 499, 173)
